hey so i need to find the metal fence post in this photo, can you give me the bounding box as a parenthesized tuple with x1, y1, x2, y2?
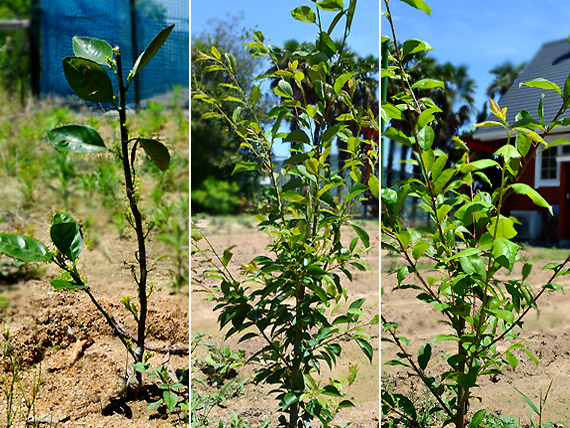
(129, 0, 140, 109)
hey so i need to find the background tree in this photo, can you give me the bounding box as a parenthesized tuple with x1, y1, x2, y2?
(191, 14, 267, 214)
(0, 0, 32, 104)
(475, 61, 527, 123)
(487, 61, 527, 101)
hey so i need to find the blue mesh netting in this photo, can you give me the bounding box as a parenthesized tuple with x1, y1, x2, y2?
(40, 0, 188, 105)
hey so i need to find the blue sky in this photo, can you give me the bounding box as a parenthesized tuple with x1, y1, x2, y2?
(382, 1, 570, 116)
(191, 1, 379, 58)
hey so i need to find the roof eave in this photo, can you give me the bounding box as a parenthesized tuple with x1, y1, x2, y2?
(474, 124, 570, 141)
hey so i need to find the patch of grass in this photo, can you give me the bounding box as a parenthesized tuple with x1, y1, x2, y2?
(519, 245, 570, 262)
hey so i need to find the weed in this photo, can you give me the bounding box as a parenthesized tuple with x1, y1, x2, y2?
(1, 327, 43, 428)
(220, 415, 271, 428)
(197, 341, 246, 386)
(133, 361, 189, 423)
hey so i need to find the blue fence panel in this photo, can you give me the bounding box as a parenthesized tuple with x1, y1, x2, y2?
(40, 0, 188, 105)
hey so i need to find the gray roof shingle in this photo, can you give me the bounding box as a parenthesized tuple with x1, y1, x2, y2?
(475, 38, 570, 139)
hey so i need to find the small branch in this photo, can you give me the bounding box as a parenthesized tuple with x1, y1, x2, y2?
(382, 315, 454, 419)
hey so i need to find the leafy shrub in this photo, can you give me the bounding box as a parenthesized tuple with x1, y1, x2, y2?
(191, 176, 242, 215)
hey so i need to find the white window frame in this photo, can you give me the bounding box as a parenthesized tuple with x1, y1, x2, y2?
(534, 135, 570, 188)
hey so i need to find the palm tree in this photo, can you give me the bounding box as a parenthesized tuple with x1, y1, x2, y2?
(486, 61, 527, 101)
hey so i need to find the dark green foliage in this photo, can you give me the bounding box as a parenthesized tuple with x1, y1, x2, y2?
(191, 14, 269, 214)
(193, 2, 379, 426)
(381, 1, 570, 427)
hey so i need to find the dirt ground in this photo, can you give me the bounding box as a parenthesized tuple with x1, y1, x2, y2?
(0, 212, 189, 427)
(191, 217, 380, 427)
(382, 248, 570, 425)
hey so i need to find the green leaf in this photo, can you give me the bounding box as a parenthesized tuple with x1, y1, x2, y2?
(291, 5, 316, 23)
(282, 393, 298, 410)
(513, 386, 540, 416)
(473, 120, 505, 129)
(520, 78, 561, 96)
(488, 216, 518, 240)
(494, 144, 521, 162)
(351, 223, 369, 248)
(146, 399, 164, 412)
(509, 183, 552, 215)
(543, 282, 563, 290)
(73, 36, 114, 65)
(47, 125, 106, 153)
(50, 221, 83, 262)
(516, 134, 531, 157)
(210, 45, 221, 60)
(538, 93, 546, 125)
(354, 337, 373, 362)
(0, 234, 51, 263)
(305, 158, 320, 176)
(417, 343, 431, 370)
(317, 31, 337, 57)
(62, 57, 114, 103)
(346, 183, 368, 202)
(222, 247, 234, 267)
(224, 53, 237, 74)
(417, 106, 441, 128)
(412, 241, 430, 260)
(399, 0, 431, 15)
(163, 390, 178, 412)
(417, 126, 434, 150)
(505, 350, 518, 370)
(322, 384, 342, 397)
(284, 129, 311, 145)
(232, 161, 261, 174)
(322, 124, 346, 144)
(50, 279, 87, 291)
(492, 238, 519, 271)
(489, 309, 515, 324)
(522, 262, 532, 280)
(469, 409, 487, 428)
(250, 85, 261, 106)
(132, 24, 174, 78)
(513, 127, 544, 144)
(334, 72, 355, 94)
(381, 102, 404, 121)
(138, 138, 171, 171)
(564, 71, 570, 100)
(327, 9, 345, 35)
(460, 159, 499, 173)
(545, 137, 570, 150)
(458, 372, 477, 388)
(338, 399, 355, 409)
(316, 0, 343, 11)
(53, 213, 76, 225)
(274, 80, 294, 98)
(368, 174, 379, 199)
(402, 38, 433, 58)
(411, 78, 444, 90)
